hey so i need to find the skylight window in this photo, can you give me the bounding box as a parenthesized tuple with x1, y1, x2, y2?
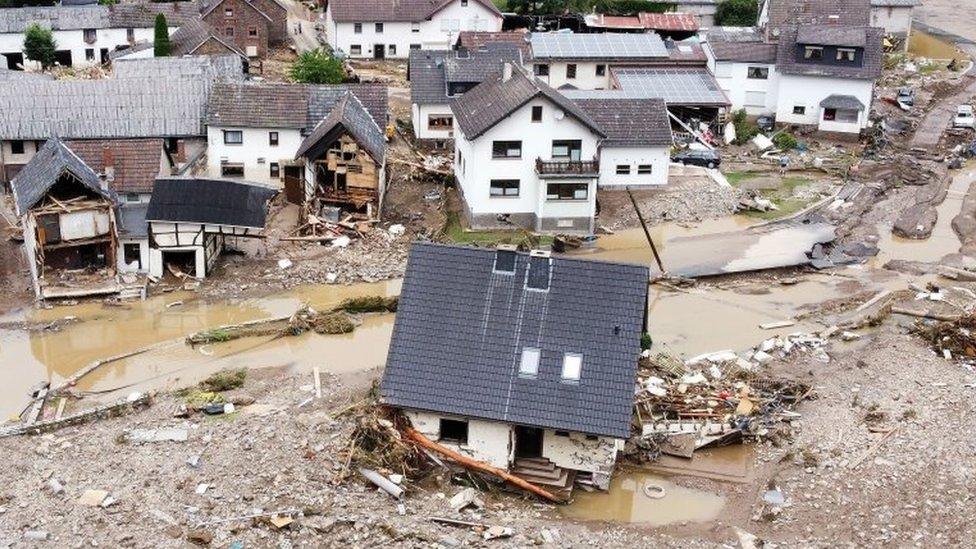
(519, 347, 540, 377)
(561, 353, 582, 382)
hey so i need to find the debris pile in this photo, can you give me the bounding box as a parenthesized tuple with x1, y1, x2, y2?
(912, 312, 976, 369)
(629, 352, 811, 461)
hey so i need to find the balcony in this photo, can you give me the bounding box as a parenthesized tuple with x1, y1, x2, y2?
(535, 157, 599, 177)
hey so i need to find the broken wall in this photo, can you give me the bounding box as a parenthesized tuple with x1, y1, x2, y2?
(405, 410, 512, 469)
(541, 430, 620, 474)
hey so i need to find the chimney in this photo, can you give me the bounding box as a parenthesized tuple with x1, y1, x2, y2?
(502, 62, 512, 82)
(102, 145, 115, 182)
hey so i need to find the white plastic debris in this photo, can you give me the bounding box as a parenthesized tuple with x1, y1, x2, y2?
(331, 235, 352, 248)
(708, 364, 723, 380)
(278, 258, 293, 270)
(388, 224, 406, 237)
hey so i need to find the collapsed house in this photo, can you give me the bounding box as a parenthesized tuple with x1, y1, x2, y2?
(382, 243, 649, 493)
(11, 138, 129, 300)
(294, 91, 388, 221)
(145, 177, 276, 278)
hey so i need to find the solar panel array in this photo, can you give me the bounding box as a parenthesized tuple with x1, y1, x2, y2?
(530, 32, 669, 59)
(562, 68, 730, 106)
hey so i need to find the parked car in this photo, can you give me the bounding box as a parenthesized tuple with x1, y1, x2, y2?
(757, 115, 776, 133)
(672, 148, 722, 169)
(954, 105, 975, 129)
(896, 87, 915, 108)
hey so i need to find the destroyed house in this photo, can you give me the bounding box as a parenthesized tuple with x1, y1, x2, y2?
(294, 91, 388, 220)
(11, 138, 122, 300)
(382, 243, 649, 488)
(145, 177, 276, 279)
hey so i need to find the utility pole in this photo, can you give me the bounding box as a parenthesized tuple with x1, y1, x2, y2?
(626, 187, 665, 274)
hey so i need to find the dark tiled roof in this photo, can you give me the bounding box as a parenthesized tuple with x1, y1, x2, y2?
(117, 203, 149, 238)
(107, 2, 200, 27)
(11, 138, 115, 216)
(766, 0, 871, 33)
(456, 30, 530, 55)
(65, 138, 165, 194)
(776, 26, 883, 79)
(708, 29, 778, 63)
(409, 50, 448, 105)
(451, 68, 605, 140)
(381, 243, 649, 438)
(208, 82, 310, 128)
(170, 18, 246, 57)
(409, 44, 524, 105)
(329, 0, 500, 22)
(820, 94, 866, 110)
(296, 91, 387, 163)
(307, 84, 389, 129)
(576, 98, 672, 147)
(796, 25, 867, 47)
(146, 177, 275, 228)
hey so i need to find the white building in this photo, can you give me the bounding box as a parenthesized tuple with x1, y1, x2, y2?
(869, 0, 918, 39)
(528, 32, 672, 91)
(670, 0, 719, 28)
(382, 243, 649, 491)
(705, 28, 780, 116)
(325, 0, 503, 59)
(0, 3, 190, 70)
(451, 65, 673, 234)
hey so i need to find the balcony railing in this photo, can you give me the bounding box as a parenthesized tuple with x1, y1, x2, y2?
(535, 157, 599, 176)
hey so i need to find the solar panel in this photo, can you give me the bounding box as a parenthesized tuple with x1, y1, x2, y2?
(530, 32, 669, 59)
(562, 68, 730, 106)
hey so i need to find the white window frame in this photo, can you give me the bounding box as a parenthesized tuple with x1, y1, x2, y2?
(519, 347, 540, 378)
(561, 353, 582, 382)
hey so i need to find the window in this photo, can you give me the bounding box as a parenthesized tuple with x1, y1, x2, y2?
(837, 48, 856, 61)
(224, 7, 233, 17)
(803, 46, 823, 60)
(714, 62, 732, 78)
(10, 140, 25, 155)
(123, 243, 142, 269)
(351, 44, 362, 55)
(792, 105, 806, 115)
(461, 0, 468, 5)
(439, 419, 468, 444)
(221, 163, 244, 177)
(388, 44, 396, 56)
(824, 108, 858, 123)
(410, 43, 421, 49)
(125, 193, 140, 202)
(746, 66, 769, 79)
(270, 162, 280, 178)
(519, 347, 540, 377)
(375, 23, 384, 33)
(616, 164, 630, 175)
(744, 91, 766, 107)
(546, 182, 588, 201)
(551, 140, 581, 160)
(595, 64, 605, 76)
(411, 22, 420, 33)
(490, 179, 520, 197)
(85, 48, 95, 61)
(428, 115, 453, 129)
(225, 27, 234, 37)
(126, 28, 135, 42)
(223, 130, 243, 145)
(491, 140, 521, 158)
(83, 28, 96, 43)
(561, 353, 582, 382)
(566, 63, 577, 79)
(534, 64, 549, 76)
(531, 105, 543, 122)
(354, 23, 362, 33)
(268, 131, 279, 146)
(637, 164, 652, 175)
(249, 26, 258, 37)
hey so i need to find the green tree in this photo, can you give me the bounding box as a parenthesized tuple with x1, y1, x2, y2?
(289, 49, 345, 84)
(23, 23, 56, 69)
(153, 13, 171, 57)
(715, 0, 758, 26)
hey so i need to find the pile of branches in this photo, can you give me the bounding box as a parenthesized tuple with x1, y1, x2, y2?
(912, 313, 976, 361)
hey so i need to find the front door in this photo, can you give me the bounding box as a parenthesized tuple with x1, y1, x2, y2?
(374, 44, 385, 59)
(514, 426, 544, 458)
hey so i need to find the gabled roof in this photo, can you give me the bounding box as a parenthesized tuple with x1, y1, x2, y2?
(107, 2, 200, 28)
(295, 92, 387, 163)
(451, 68, 606, 140)
(575, 98, 672, 147)
(11, 138, 115, 216)
(776, 26, 883, 79)
(381, 243, 649, 439)
(707, 27, 778, 63)
(208, 82, 310, 129)
(456, 30, 531, 55)
(820, 94, 866, 110)
(328, 0, 501, 23)
(409, 44, 524, 105)
(200, 0, 273, 22)
(307, 84, 389, 130)
(0, 5, 108, 33)
(796, 25, 867, 47)
(65, 138, 166, 194)
(146, 177, 276, 228)
(170, 18, 247, 58)
(765, 0, 871, 34)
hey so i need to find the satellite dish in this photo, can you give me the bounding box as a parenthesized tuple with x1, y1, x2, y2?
(554, 110, 565, 120)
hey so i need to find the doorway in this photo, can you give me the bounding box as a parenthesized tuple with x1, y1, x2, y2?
(514, 426, 544, 458)
(373, 44, 385, 59)
(161, 249, 197, 278)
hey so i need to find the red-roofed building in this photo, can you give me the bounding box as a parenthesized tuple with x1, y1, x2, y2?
(584, 11, 700, 39)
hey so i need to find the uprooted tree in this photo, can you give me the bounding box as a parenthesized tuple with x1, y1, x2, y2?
(23, 23, 56, 69)
(154, 13, 171, 57)
(289, 49, 345, 84)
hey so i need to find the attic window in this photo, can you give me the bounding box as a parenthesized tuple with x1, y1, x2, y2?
(493, 246, 516, 273)
(561, 353, 582, 382)
(803, 46, 823, 60)
(836, 48, 856, 62)
(519, 347, 540, 378)
(526, 252, 551, 291)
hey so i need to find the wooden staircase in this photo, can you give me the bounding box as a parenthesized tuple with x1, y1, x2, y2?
(511, 457, 576, 499)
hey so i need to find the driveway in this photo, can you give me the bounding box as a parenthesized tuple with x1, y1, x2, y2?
(910, 74, 976, 151)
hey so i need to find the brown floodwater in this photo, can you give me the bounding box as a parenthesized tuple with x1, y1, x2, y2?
(0, 280, 401, 419)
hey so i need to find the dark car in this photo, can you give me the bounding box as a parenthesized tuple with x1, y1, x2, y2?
(672, 149, 722, 169)
(757, 115, 776, 132)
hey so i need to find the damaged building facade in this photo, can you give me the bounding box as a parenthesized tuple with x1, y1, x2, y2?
(382, 243, 649, 489)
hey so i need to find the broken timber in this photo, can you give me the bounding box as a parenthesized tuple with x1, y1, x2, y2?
(403, 427, 564, 503)
(0, 393, 152, 438)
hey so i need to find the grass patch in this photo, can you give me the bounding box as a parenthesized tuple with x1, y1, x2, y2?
(198, 369, 247, 392)
(730, 175, 814, 221)
(336, 296, 398, 313)
(442, 211, 552, 247)
(725, 171, 760, 186)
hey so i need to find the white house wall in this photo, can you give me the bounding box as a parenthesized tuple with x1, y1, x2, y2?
(0, 26, 170, 70)
(118, 238, 150, 273)
(206, 126, 303, 187)
(533, 60, 613, 90)
(775, 74, 874, 132)
(412, 102, 455, 140)
(598, 146, 670, 187)
(21, 214, 40, 298)
(712, 60, 779, 115)
(405, 410, 512, 469)
(870, 5, 913, 36)
(327, 0, 501, 58)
